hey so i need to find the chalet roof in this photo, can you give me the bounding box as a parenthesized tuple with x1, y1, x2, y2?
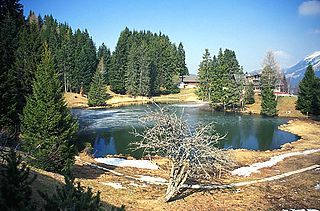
(182, 74, 198, 83)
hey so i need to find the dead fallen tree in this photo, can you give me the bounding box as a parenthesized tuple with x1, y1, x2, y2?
(131, 106, 233, 202)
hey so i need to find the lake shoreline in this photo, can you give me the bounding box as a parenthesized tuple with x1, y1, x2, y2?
(69, 118, 320, 210)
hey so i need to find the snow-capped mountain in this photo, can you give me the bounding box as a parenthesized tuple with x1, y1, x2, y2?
(283, 51, 320, 92)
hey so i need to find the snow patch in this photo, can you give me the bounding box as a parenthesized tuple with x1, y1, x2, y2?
(129, 182, 147, 187)
(95, 157, 159, 170)
(136, 175, 167, 184)
(101, 182, 125, 189)
(231, 149, 320, 177)
(171, 103, 207, 108)
(315, 183, 320, 191)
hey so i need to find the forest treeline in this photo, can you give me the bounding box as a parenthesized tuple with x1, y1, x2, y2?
(0, 6, 187, 129)
(197, 48, 244, 110)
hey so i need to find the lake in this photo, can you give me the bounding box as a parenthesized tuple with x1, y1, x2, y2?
(71, 103, 299, 158)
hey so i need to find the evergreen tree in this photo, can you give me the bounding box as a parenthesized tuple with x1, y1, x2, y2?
(217, 49, 243, 109)
(20, 44, 78, 173)
(0, 0, 24, 129)
(56, 23, 74, 92)
(0, 149, 36, 210)
(97, 43, 111, 85)
(260, 51, 278, 116)
(245, 82, 255, 104)
(110, 27, 132, 94)
(197, 49, 212, 100)
(177, 42, 188, 77)
(13, 13, 42, 117)
(70, 29, 96, 93)
(296, 64, 318, 115)
(126, 42, 152, 96)
(312, 78, 320, 115)
(88, 57, 108, 106)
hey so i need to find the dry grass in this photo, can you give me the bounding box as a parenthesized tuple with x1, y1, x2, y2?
(64, 88, 200, 108)
(64, 92, 88, 108)
(245, 95, 305, 118)
(28, 119, 320, 210)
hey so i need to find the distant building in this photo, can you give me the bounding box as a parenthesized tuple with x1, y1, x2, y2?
(244, 72, 289, 95)
(179, 74, 198, 88)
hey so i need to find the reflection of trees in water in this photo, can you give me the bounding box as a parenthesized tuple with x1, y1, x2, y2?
(255, 118, 276, 150)
(73, 106, 298, 156)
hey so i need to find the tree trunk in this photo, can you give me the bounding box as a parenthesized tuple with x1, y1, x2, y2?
(164, 162, 189, 202)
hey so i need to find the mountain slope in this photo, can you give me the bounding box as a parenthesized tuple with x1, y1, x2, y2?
(284, 51, 320, 91)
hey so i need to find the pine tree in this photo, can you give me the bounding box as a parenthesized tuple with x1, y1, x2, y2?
(110, 27, 132, 94)
(13, 15, 42, 118)
(97, 43, 112, 85)
(260, 51, 278, 116)
(296, 64, 318, 115)
(0, 149, 37, 210)
(0, 0, 24, 129)
(126, 42, 152, 96)
(245, 82, 255, 104)
(20, 44, 78, 173)
(312, 78, 320, 115)
(197, 49, 212, 100)
(56, 23, 74, 92)
(177, 42, 188, 77)
(88, 57, 108, 107)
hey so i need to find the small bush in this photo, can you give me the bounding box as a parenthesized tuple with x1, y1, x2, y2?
(0, 149, 36, 210)
(39, 173, 101, 211)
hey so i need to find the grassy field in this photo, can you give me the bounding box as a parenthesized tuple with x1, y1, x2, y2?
(245, 95, 305, 118)
(64, 88, 200, 108)
(65, 89, 306, 119)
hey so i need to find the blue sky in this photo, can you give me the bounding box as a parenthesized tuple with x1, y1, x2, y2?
(21, 0, 320, 74)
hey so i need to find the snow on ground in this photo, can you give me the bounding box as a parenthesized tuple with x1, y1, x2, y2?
(95, 157, 159, 170)
(101, 182, 125, 189)
(315, 183, 320, 191)
(129, 182, 147, 187)
(232, 149, 320, 177)
(136, 175, 167, 185)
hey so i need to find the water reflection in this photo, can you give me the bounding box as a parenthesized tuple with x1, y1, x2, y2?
(72, 104, 299, 158)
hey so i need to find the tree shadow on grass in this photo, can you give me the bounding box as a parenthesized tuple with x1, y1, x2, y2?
(168, 180, 230, 202)
(72, 162, 119, 180)
(31, 168, 125, 210)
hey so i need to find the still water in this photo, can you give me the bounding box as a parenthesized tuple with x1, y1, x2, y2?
(71, 103, 299, 158)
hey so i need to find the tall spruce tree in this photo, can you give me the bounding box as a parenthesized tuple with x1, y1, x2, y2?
(0, 0, 24, 129)
(126, 42, 152, 96)
(245, 82, 255, 104)
(13, 13, 42, 118)
(296, 64, 319, 115)
(97, 43, 111, 85)
(197, 49, 212, 100)
(20, 44, 78, 173)
(260, 51, 278, 116)
(110, 27, 131, 94)
(88, 57, 108, 107)
(177, 42, 188, 77)
(312, 78, 320, 115)
(56, 23, 74, 92)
